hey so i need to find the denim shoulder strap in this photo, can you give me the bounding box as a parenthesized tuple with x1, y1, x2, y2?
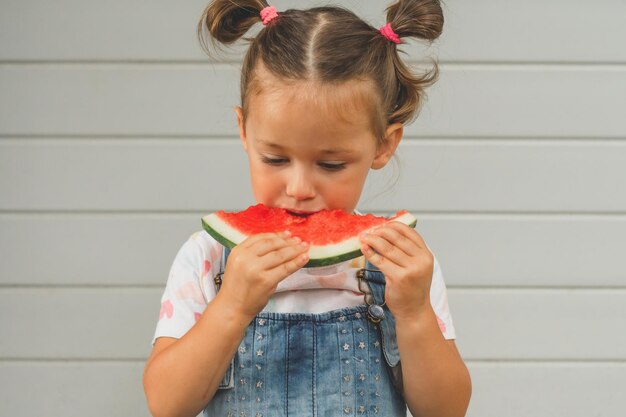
(213, 245, 235, 389)
(222, 246, 231, 271)
(214, 245, 231, 293)
(364, 259, 401, 368)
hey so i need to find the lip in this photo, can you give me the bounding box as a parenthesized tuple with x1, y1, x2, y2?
(284, 208, 321, 216)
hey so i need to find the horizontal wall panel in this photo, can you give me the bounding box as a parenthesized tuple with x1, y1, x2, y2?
(2, 139, 626, 212)
(0, 139, 253, 211)
(466, 362, 626, 417)
(0, 288, 159, 359)
(0, 64, 240, 137)
(449, 289, 626, 360)
(2, 213, 626, 288)
(0, 361, 150, 417)
(0, 213, 196, 286)
(1, 65, 625, 137)
(1, 288, 625, 360)
(2, 0, 625, 63)
(424, 215, 626, 288)
(0, 0, 209, 62)
(438, 0, 626, 64)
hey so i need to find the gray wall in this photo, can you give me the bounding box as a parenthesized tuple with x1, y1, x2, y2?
(1, 0, 626, 416)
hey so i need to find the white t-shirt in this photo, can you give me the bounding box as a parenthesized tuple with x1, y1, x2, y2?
(152, 230, 456, 345)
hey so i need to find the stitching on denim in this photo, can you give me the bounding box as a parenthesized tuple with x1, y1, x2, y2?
(285, 320, 290, 416)
(365, 268, 401, 369)
(312, 320, 317, 417)
(254, 308, 368, 323)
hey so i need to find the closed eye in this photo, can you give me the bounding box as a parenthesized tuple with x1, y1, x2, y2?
(318, 162, 346, 171)
(261, 156, 288, 165)
(261, 156, 346, 171)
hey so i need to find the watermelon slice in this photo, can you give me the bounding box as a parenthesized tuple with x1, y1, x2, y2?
(201, 204, 417, 267)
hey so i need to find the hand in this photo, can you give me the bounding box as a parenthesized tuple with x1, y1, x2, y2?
(218, 231, 309, 320)
(359, 221, 434, 320)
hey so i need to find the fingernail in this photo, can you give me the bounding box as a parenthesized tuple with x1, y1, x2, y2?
(282, 230, 291, 237)
(300, 241, 309, 248)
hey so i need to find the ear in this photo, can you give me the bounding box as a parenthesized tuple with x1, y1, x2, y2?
(235, 106, 248, 152)
(371, 122, 403, 169)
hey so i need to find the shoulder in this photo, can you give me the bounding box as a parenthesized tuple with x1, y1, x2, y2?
(187, 229, 221, 250)
(163, 231, 224, 306)
(168, 230, 224, 288)
(176, 230, 223, 264)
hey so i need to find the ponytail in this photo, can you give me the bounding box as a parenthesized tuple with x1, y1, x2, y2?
(382, 0, 445, 125)
(386, 0, 444, 42)
(197, 0, 269, 55)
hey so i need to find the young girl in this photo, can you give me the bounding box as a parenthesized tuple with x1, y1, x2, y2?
(143, 1, 471, 416)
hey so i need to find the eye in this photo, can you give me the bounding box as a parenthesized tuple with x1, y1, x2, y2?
(318, 162, 346, 171)
(261, 156, 288, 165)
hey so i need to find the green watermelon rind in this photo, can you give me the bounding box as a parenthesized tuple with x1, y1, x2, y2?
(201, 211, 417, 268)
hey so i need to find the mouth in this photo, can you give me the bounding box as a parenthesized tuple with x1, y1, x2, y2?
(286, 209, 318, 218)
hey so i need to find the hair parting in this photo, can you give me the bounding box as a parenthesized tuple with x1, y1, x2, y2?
(198, 0, 444, 142)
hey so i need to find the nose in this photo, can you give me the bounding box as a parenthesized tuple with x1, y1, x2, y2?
(285, 167, 316, 200)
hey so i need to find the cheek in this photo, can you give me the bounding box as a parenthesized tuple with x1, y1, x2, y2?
(248, 163, 281, 194)
(335, 166, 369, 188)
(322, 170, 368, 204)
(248, 158, 269, 180)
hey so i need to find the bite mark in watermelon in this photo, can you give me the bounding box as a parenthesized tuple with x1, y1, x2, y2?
(201, 204, 417, 267)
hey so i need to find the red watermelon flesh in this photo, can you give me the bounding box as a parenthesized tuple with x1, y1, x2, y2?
(202, 204, 417, 267)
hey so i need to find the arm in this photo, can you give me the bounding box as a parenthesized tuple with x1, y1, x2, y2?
(360, 222, 471, 417)
(143, 232, 309, 417)
(143, 294, 254, 417)
(396, 308, 471, 417)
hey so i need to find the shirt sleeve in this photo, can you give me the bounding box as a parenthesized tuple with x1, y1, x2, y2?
(151, 231, 221, 346)
(429, 253, 456, 340)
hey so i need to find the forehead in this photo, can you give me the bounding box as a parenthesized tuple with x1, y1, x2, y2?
(250, 83, 371, 129)
(246, 81, 377, 153)
(243, 62, 384, 127)
(247, 78, 380, 134)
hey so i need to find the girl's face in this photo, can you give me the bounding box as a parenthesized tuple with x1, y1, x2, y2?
(236, 81, 402, 215)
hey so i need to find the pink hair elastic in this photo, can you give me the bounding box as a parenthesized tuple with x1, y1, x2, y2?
(379, 23, 401, 44)
(260, 5, 278, 25)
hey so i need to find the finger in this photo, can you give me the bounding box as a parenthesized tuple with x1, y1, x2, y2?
(245, 234, 299, 257)
(368, 225, 416, 257)
(386, 221, 426, 248)
(360, 242, 410, 283)
(360, 241, 391, 272)
(259, 240, 310, 270)
(360, 232, 408, 267)
(266, 251, 310, 283)
(238, 231, 291, 250)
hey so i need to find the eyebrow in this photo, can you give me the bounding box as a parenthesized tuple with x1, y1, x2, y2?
(256, 139, 356, 155)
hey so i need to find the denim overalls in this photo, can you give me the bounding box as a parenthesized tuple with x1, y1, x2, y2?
(203, 247, 407, 417)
